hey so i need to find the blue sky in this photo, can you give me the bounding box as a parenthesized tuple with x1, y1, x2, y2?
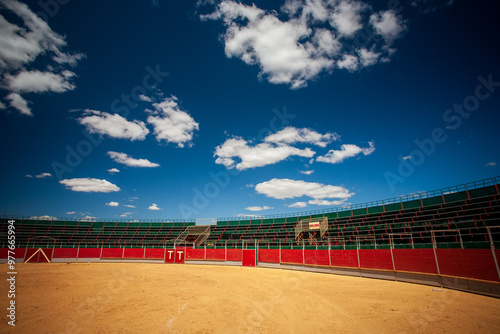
(0, 0, 498, 221)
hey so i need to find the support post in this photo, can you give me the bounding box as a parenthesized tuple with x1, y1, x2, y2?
(487, 227, 500, 281)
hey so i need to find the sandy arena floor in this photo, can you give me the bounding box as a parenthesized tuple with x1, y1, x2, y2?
(1, 263, 499, 333)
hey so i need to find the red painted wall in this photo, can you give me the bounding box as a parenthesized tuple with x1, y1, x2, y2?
(358, 249, 393, 271)
(392, 249, 438, 274)
(145, 248, 165, 259)
(52, 248, 78, 258)
(101, 248, 123, 258)
(226, 249, 243, 262)
(165, 249, 177, 263)
(24, 248, 52, 262)
(242, 249, 255, 267)
(175, 248, 185, 264)
(123, 248, 145, 259)
(185, 248, 205, 260)
(258, 249, 280, 263)
(436, 249, 499, 282)
(77, 248, 101, 259)
(304, 250, 330, 266)
(280, 249, 303, 264)
(206, 249, 225, 261)
(330, 250, 358, 268)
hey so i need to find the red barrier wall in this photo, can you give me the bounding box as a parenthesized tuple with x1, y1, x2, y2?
(304, 250, 330, 266)
(358, 249, 393, 271)
(101, 248, 123, 258)
(226, 249, 243, 262)
(393, 249, 438, 274)
(436, 249, 499, 282)
(330, 250, 358, 268)
(165, 249, 176, 263)
(281, 249, 303, 264)
(53, 248, 78, 258)
(145, 248, 165, 259)
(258, 249, 280, 263)
(123, 248, 145, 259)
(206, 249, 225, 261)
(242, 250, 255, 267)
(25, 248, 52, 263)
(185, 248, 205, 260)
(78, 248, 101, 259)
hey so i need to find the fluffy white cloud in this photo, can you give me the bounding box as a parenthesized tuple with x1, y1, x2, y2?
(35, 172, 52, 179)
(106, 201, 119, 207)
(107, 151, 160, 168)
(66, 211, 76, 215)
(138, 94, 152, 102)
(300, 170, 314, 175)
(202, 0, 406, 88)
(107, 168, 120, 174)
(264, 127, 339, 147)
(245, 206, 274, 211)
(60, 178, 120, 193)
(286, 201, 308, 208)
(29, 215, 57, 220)
(79, 110, 149, 141)
(148, 203, 162, 210)
(308, 199, 346, 206)
(147, 96, 199, 147)
(0, 0, 84, 115)
(255, 178, 353, 200)
(317, 142, 375, 164)
(369, 10, 406, 42)
(123, 204, 136, 208)
(215, 137, 315, 170)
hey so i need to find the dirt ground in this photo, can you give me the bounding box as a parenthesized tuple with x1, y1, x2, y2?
(1, 263, 499, 334)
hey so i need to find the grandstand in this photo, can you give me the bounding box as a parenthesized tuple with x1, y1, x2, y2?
(1, 176, 500, 296)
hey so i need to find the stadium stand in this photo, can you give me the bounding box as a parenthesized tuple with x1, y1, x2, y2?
(1, 176, 499, 296)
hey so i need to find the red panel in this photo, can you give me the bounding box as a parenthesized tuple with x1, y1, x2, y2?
(258, 249, 279, 263)
(145, 248, 165, 259)
(0, 248, 8, 259)
(77, 248, 101, 259)
(175, 248, 185, 264)
(304, 249, 330, 266)
(185, 248, 205, 260)
(330, 250, 358, 268)
(101, 248, 123, 258)
(123, 248, 145, 259)
(280, 249, 303, 265)
(25, 248, 39, 263)
(52, 248, 78, 259)
(359, 250, 393, 271)
(39, 248, 53, 262)
(16, 248, 26, 260)
(242, 249, 255, 267)
(226, 249, 243, 262)
(461, 249, 499, 282)
(436, 249, 467, 278)
(393, 249, 438, 274)
(206, 249, 225, 261)
(165, 249, 176, 263)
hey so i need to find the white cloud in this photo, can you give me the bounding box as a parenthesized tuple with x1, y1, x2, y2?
(369, 10, 406, 42)
(60, 178, 120, 193)
(255, 178, 353, 200)
(29, 215, 57, 220)
(107, 168, 120, 174)
(120, 212, 133, 217)
(316, 142, 375, 164)
(485, 162, 497, 167)
(245, 206, 274, 211)
(148, 203, 162, 210)
(308, 199, 346, 206)
(123, 204, 136, 208)
(286, 201, 308, 208)
(264, 127, 339, 147)
(0, 0, 84, 115)
(402, 155, 412, 160)
(329, 0, 368, 37)
(5, 70, 76, 93)
(107, 151, 160, 168)
(236, 214, 265, 218)
(215, 136, 315, 170)
(79, 110, 149, 141)
(66, 211, 76, 215)
(106, 201, 119, 207)
(35, 172, 52, 179)
(6, 93, 32, 116)
(202, 0, 405, 88)
(147, 96, 199, 147)
(300, 170, 314, 175)
(138, 94, 152, 102)
(25, 174, 33, 178)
